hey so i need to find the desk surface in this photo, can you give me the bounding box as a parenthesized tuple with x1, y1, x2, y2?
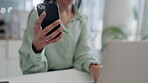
(0, 69, 92, 83)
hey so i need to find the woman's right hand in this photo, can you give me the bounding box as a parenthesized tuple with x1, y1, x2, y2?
(32, 12, 64, 53)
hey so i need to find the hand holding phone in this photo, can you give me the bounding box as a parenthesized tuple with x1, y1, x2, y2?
(32, 3, 64, 53)
(37, 3, 62, 37)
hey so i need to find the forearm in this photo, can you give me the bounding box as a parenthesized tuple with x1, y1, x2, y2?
(19, 42, 48, 74)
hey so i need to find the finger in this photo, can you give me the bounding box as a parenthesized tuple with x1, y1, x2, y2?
(34, 12, 46, 30)
(45, 26, 64, 41)
(94, 75, 97, 81)
(91, 67, 100, 81)
(46, 32, 64, 44)
(49, 32, 64, 43)
(41, 20, 60, 36)
(92, 73, 97, 81)
(93, 71, 99, 81)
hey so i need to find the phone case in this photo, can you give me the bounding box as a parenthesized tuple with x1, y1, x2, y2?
(37, 3, 61, 37)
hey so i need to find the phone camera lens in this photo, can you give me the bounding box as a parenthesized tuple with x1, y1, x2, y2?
(38, 5, 45, 10)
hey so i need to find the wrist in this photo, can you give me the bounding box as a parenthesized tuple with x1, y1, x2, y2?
(32, 43, 43, 53)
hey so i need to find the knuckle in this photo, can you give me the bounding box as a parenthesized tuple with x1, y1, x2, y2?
(44, 28, 48, 33)
(56, 29, 60, 33)
(54, 21, 58, 26)
(49, 40, 54, 43)
(48, 35, 53, 39)
(52, 23, 56, 27)
(49, 36, 53, 39)
(52, 39, 56, 42)
(37, 22, 40, 26)
(55, 38, 59, 42)
(58, 30, 60, 32)
(49, 40, 52, 43)
(59, 28, 62, 31)
(35, 21, 40, 26)
(53, 38, 58, 42)
(54, 20, 57, 24)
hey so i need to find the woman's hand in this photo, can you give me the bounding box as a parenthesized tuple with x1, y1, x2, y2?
(32, 12, 64, 52)
(89, 63, 102, 81)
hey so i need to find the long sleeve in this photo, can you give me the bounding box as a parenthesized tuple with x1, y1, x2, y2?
(73, 18, 100, 74)
(19, 10, 48, 75)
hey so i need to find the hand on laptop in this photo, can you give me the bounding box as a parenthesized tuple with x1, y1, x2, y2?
(89, 63, 102, 81)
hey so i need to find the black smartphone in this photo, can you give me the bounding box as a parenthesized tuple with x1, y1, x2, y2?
(37, 3, 61, 37)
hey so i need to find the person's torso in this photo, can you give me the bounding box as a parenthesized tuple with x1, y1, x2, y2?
(30, 8, 86, 70)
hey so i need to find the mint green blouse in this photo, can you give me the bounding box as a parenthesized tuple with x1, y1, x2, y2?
(19, 7, 99, 74)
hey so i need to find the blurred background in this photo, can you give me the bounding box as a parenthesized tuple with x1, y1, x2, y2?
(0, 0, 148, 78)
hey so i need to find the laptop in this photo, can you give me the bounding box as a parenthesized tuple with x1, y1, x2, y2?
(97, 41, 148, 83)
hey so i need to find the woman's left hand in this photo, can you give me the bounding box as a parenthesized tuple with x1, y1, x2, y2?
(89, 63, 102, 81)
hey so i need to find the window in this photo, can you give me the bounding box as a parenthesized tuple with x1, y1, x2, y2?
(140, 0, 148, 40)
(80, 0, 105, 59)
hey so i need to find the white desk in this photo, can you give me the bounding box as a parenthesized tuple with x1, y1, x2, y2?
(0, 69, 92, 83)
